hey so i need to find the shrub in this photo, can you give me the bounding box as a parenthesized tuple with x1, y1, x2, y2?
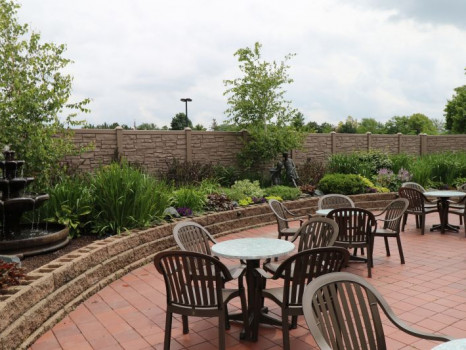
(162, 158, 215, 187)
(226, 179, 265, 202)
(297, 158, 326, 185)
(327, 151, 392, 178)
(265, 195, 283, 201)
(172, 188, 206, 213)
(91, 161, 168, 235)
(40, 175, 93, 238)
(213, 165, 240, 187)
(205, 193, 236, 211)
(318, 173, 367, 195)
(265, 185, 301, 200)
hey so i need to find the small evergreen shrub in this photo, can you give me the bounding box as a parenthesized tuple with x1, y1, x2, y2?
(226, 179, 265, 202)
(318, 173, 367, 195)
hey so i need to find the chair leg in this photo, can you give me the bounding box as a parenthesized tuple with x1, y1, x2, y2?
(415, 215, 420, 228)
(282, 310, 291, 350)
(291, 315, 298, 329)
(368, 241, 373, 277)
(218, 310, 226, 350)
(239, 286, 250, 340)
(182, 315, 189, 334)
(384, 236, 390, 256)
(420, 215, 425, 235)
(164, 311, 173, 350)
(224, 309, 230, 330)
(402, 213, 407, 231)
(396, 234, 405, 264)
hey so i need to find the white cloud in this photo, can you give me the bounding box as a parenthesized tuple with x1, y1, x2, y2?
(17, 0, 466, 128)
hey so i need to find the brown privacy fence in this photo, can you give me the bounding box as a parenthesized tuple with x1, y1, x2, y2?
(66, 128, 466, 174)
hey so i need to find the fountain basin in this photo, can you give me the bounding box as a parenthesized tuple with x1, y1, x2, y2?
(0, 223, 69, 257)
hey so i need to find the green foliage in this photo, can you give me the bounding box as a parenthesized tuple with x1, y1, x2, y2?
(327, 151, 392, 179)
(0, 0, 90, 189)
(384, 114, 437, 135)
(41, 175, 93, 238)
(356, 118, 385, 134)
(170, 113, 193, 130)
(238, 197, 253, 206)
(213, 165, 241, 187)
(172, 188, 206, 213)
(265, 195, 283, 201)
(91, 162, 169, 235)
(444, 70, 466, 133)
(224, 179, 264, 202)
(388, 153, 416, 174)
(162, 158, 215, 187)
(336, 116, 358, 133)
(223, 42, 305, 169)
(265, 185, 301, 200)
(318, 173, 367, 195)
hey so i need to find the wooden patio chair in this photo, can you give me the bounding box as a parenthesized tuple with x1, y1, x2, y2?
(398, 187, 438, 234)
(326, 207, 377, 277)
(317, 194, 355, 210)
(256, 247, 350, 350)
(268, 199, 308, 240)
(372, 198, 409, 264)
(263, 217, 339, 274)
(302, 272, 454, 350)
(154, 251, 249, 350)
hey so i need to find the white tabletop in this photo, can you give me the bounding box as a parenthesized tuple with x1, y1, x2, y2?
(432, 338, 466, 349)
(316, 209, 332, 216)
(424, 190, 466, 198)
(212, 237, 295, 260)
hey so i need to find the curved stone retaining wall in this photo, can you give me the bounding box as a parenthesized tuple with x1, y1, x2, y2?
(0, 193, 395, 350)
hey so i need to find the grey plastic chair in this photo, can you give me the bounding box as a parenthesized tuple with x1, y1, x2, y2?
(318, 194, 355, 210)
(398, 187, 438, 234)
(154, 251, 248, 350)
(302, 272, 454, 350)
(268, 199, 308, 240)
(373, 198, 409, 264)
(257, 247, 350, 350)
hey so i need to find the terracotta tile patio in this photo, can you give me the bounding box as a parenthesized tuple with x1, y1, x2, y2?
(31, 213, 466, 350)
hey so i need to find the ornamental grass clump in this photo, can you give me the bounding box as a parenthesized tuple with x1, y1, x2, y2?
(91, 161, 170, 235)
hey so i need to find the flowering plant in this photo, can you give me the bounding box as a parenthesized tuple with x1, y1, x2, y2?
(176, 207, 193, 217)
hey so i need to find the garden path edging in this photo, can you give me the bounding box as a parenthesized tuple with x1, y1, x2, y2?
(0, 192, 396, 350)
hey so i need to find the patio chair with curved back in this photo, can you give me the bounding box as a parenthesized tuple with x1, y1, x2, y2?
(450, 183, 466, 226)
(263, 217, 339, 274)
(398, 187, 438, 234)
(154, 251, 249, 350)
(173, 221, 245, 330)
(317, 194, 355, 210)
(401, 181, 437, 207)
(326, 207, 377, 277)
(372, 198, 409, 264)
(302, 272, 454, 350)
(268, 199, 308, 241)
(256, 247, 350, 350)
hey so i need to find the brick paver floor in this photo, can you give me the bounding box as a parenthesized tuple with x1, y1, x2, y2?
(31, 213, 466, 350)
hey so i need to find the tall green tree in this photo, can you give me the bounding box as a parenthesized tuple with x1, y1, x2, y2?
(223, 42, 304, 169)
(384, 114, 437, 134)
(170, 113, 193, 130)
(356, 118, 384, 134)
(337, 116, 358, 133)
(445, 70, 466, 133)
(0, 0, 90, 188)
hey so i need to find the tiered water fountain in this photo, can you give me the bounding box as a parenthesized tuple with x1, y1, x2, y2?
(0, 149, 69, 257)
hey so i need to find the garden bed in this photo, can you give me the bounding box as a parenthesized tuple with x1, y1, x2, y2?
(0, 193, 395, 350)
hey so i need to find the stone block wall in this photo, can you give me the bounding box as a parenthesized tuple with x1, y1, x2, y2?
(66, 129, 466, 174)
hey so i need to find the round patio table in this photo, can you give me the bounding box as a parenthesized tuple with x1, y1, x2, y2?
(424, 190, 466, 233)
(432, 338, 466, 349)
(212, 237, 295, 341)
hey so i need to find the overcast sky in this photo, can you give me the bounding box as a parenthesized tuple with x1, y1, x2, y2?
(17, 0, 466, 129)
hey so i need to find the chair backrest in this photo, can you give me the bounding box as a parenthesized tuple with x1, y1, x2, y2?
(327, 208, 376, 245)
(268, 199, 289, 231)
(378, 198, 409, 232)
(273, 247, 349, 307)
(154, 250, 231, 309)
(173, 221, 217, 256)
(318, 194, 355, 210)
(398, 187, 427, 213)
(302, 272, 452, 350)
(292, 217, 339, 251)
(401, 182, 426, 193)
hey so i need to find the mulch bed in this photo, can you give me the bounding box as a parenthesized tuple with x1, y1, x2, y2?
(20, 235, 99, 273)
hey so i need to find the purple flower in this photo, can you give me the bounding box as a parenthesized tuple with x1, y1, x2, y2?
(176, 207, 193, 216)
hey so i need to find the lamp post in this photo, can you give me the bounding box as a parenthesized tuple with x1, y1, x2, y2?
(180, 98, 192, 119)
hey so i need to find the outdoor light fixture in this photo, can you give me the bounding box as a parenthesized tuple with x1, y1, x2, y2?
(180, 98, 192, 119)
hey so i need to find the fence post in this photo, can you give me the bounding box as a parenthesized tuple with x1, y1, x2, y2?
(366, 132, 372, 151)
(115, 126, 123, 161)
(331, 131, 337, 154)
(420, 133, 427, 156)
(397, 133, 402, 154)
(185, 127, 192, 162)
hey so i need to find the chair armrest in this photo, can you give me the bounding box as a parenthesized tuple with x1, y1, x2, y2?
(255, 267, 272, 279)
